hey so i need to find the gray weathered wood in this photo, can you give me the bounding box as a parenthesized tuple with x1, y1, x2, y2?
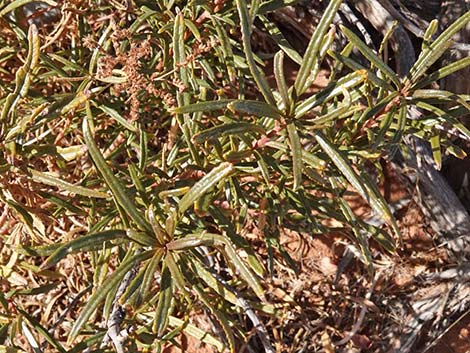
(352, 1, 470, 351)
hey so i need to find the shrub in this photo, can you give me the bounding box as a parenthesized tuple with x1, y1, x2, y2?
(1, 0, 469, 352)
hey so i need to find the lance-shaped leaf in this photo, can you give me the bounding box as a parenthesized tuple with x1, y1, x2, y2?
(274, 51, 291, 110)
(153, 264, 173, 337)
(407, 12, 470, 83)
(227, 100, 283, 119)
(192, 284, 236, 353)
(97, 104, 137, 132)
(29, 169, 108, 198)
(295, 70, 367, 119)
(412, 89, 470, 110)
(164, 252, 191, 301)
(211, 16, 237, 81)
(390, 105, 407, 155)
(40, 230, 127, 269)
(314, 132, 394, 224)
(421, 19, 439, 50)
(260, 16, 302, 65)
(173, 162, 234, 220)
(412, 57, 470, 90)
(82, 118, 152, 233)
(188, 258, 240, 306)
(138, 248, 164, 305)
(258, 0, 299, 14)
(166, 236, 211, 250)
(172, 99, 235, 114)
(266, 140, 326, 170)
(126, 229, 159, 247)
(294, 0, 342, 96)
(207, 233, 265, 301)
(430, 135, 442, 170)
(1, 24, 40, 128)
(415, 101, 470, 143)
(192, 122, 266, 144)
(68, 250, 153, 343)
(17, 308, 66, 353)
(287, 122, 302, 190)
(236, 0, 276, 106)
(168, 233, 265, 301)
(328, 51, 395, 91)
(340, 25, 400, 87)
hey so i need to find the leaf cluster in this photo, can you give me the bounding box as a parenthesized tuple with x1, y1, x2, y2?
(0, 0, 469, 352)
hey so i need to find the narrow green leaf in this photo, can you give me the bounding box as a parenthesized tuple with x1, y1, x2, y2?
(172, 99, 234, 114)
(188, 258, 239, 305)
(430, 135, 442, 170)
(47, 53, 87, 73)
(236, 0, 276, 105)
(390, 105, 407, 154)
(361, 173, 401, 240)
(314, 132, 391, 223)
(173, 12, 188, 87)
(82, 117, 152, 233)
(174, 162, 234, 219)
(164, 252, 191, 301)
(266, 140, 326, 170)
(294, 0, 342, 95)
(17, 309, 66, 353)
(303, 27, 335, 91)
(126, 229, 158, 247)
(310, 89, 358, 126)
(138, 249, 164, 305)
(1, 24, 40, 128)
(193, 122, 265, 144)
(412, 89, 470, 110)
(41, 230, 127, 269)
(138, 125, 148, 171)
(295, 70, 366, 118)
(340, 24, 401, 87)
(209, 206, 266, 276)
(274, 51, 290, 110)
(415, 101, 470, 141)
(59, 90, 91, 116)
(192, 284, 235, 353)
(183, 18, 201, 40)
(258, 0, 300, 14)
(89, 21, 113, 74)
(38, 191, 86, 216)
(413, 57, 470, 90)
(447, 144, 467, 159)
(227, 100, 282, 119)
(211, 16, 236, 81)
(96, 104, 137, 132)
(166, 236, 210, 251)
(422, 19, 438, 49)
(148, 207, 169, 245)
(408, 12, 470, 82)
(211, 233, 265, 301)
(287, 122, 302, 190)
(128, 163, 149, 205)
(30, 169, 108, 198)
(68, 250, 153, 343)
(153, 265, 173, 337)
(328, 51, 395, 91)
(260, 16, 302, 65)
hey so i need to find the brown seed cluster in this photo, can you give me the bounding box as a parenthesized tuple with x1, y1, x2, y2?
(93, 28, 219, 123)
